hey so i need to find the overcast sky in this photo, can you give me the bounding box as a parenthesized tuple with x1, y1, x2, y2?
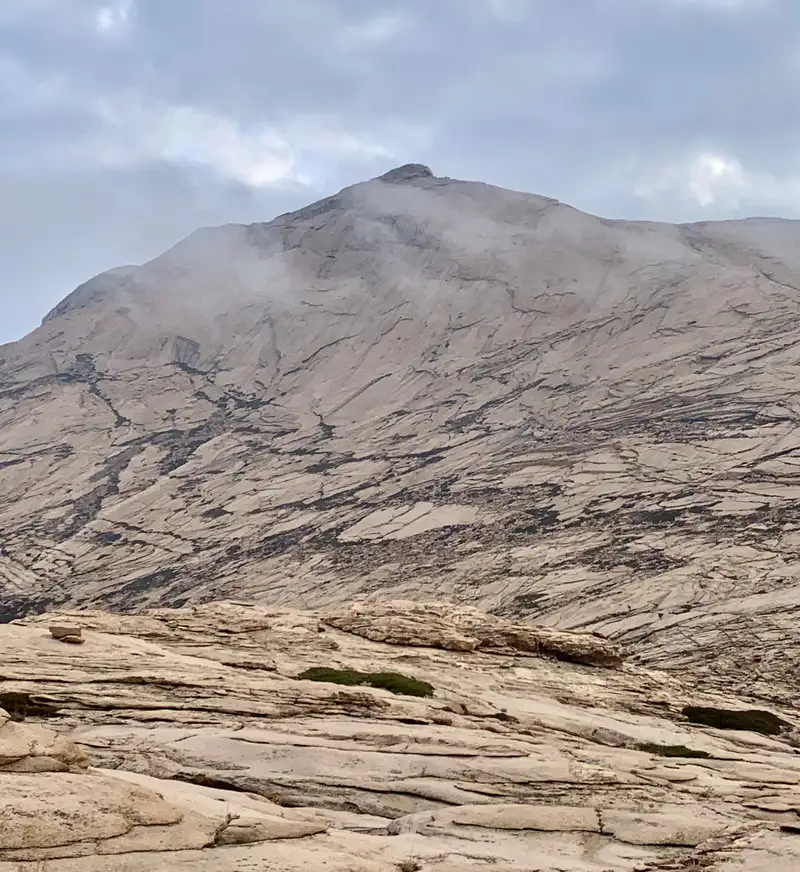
(1, 0, 798, 343)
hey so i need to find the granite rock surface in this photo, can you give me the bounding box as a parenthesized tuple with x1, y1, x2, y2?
(2, 600, 800, 870)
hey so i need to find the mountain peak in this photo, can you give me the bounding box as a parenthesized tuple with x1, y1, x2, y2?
(376, 163, 434, 184)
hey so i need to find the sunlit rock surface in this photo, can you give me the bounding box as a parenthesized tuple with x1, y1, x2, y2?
(1, 600, 799, 870)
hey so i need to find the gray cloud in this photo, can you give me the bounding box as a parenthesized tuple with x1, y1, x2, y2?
(1, 0, 799, 341)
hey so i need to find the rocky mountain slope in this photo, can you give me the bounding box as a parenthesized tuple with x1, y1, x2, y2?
(3, 600, 800, 871)
(3, 164, 800, 705)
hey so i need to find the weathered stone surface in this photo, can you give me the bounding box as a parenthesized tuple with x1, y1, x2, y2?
(3, 168, 800, 711)
(390, 803, 602, 834)
(0, 708, 88, 772)
(0, 770, 206, 861)
(96, 769, 329, 844)
(0, 600, 798, 869)
(50, 624, 83, 643)
(323, 600, 625, 665)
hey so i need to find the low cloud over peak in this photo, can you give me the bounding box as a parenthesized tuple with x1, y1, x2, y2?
(2, 0, 799, 342)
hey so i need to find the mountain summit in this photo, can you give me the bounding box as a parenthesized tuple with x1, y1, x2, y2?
(377, 162, 434, 182)
(2, 167, 800, 701)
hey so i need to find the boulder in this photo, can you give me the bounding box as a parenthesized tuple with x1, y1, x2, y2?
(323, 600, 624, 667)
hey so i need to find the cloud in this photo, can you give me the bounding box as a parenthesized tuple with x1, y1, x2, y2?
(88, 99, 296, 187)
(2, 0, 800, 342)
(95, 0, 134, 35)
(0, 52, 427, 190)
(633, 150, 800, 216)
(335, 11, 407, 50)
(0, 0, 134, 35)
(82, 99, 422, 188)
(635, 151, 746, 208)
(485, 0, 533, 21)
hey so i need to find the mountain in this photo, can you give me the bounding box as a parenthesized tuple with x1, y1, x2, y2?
(3, 163, 800, 704)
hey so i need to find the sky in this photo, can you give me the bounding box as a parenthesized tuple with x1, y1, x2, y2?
(1, 0, 799, 343)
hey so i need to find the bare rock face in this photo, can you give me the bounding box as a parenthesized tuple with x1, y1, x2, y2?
(377, 163, 434, 183)
(323, 600, 624, 666)
(0, 708, 88, 773)
(2, 165, 800, 707)
(0, 706, 327, 866)
(2, 600, 800, 870)
(50, 624, 84, 643)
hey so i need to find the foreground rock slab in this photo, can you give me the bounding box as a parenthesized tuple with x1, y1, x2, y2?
(0, 600, 798, 870)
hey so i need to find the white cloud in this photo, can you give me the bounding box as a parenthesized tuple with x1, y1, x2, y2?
(1, 69, 425, 189)
(88, 98, 296, 187)
(0, 0, 138, 33)
(87, 100, 434, 188)
(95, 1, 134, 35)
(0, 0, 66, 26)
(0, 54, 68, 110)
(0, 46, 426, 189)
(292, 125, 392, 162)
(633, 150, 800, 214)
(285, 113, 431, 159)
(634, 151, 746, 207)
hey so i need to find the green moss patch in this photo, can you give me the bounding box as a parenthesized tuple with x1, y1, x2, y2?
(682, 705, 788, 736)
(636, 742, 711, 759)
(297, 667, 434, 698)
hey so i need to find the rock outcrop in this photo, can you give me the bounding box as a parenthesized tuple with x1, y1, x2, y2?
(0, 707, 88, 774)
(0, 705, 328, 866)
(323, 600, 624, 666)
(1, 600, 800, 869)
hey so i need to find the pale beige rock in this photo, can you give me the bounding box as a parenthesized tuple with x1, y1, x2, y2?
(0, 710, 88, 772)
(450, 804, 600, 832)
(0, 709, 334, 867)
(323, 599, 625, 666)
(3, 167, 800, 868)
(0, 771, 208, 861)
(97, 769, 329, 844)
(50, 625, 83, 641)
(0, 601, 798, 869)
(390, 803, 601, 834)
(602, 808, 732, 847)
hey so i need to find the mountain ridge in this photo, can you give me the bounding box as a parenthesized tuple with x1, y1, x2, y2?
(2, 164, 800, 709)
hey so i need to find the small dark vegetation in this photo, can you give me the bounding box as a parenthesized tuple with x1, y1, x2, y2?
(682, 705, 789, 736)
(298, 667, 434, 698)
(636, 742, 711, 759)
